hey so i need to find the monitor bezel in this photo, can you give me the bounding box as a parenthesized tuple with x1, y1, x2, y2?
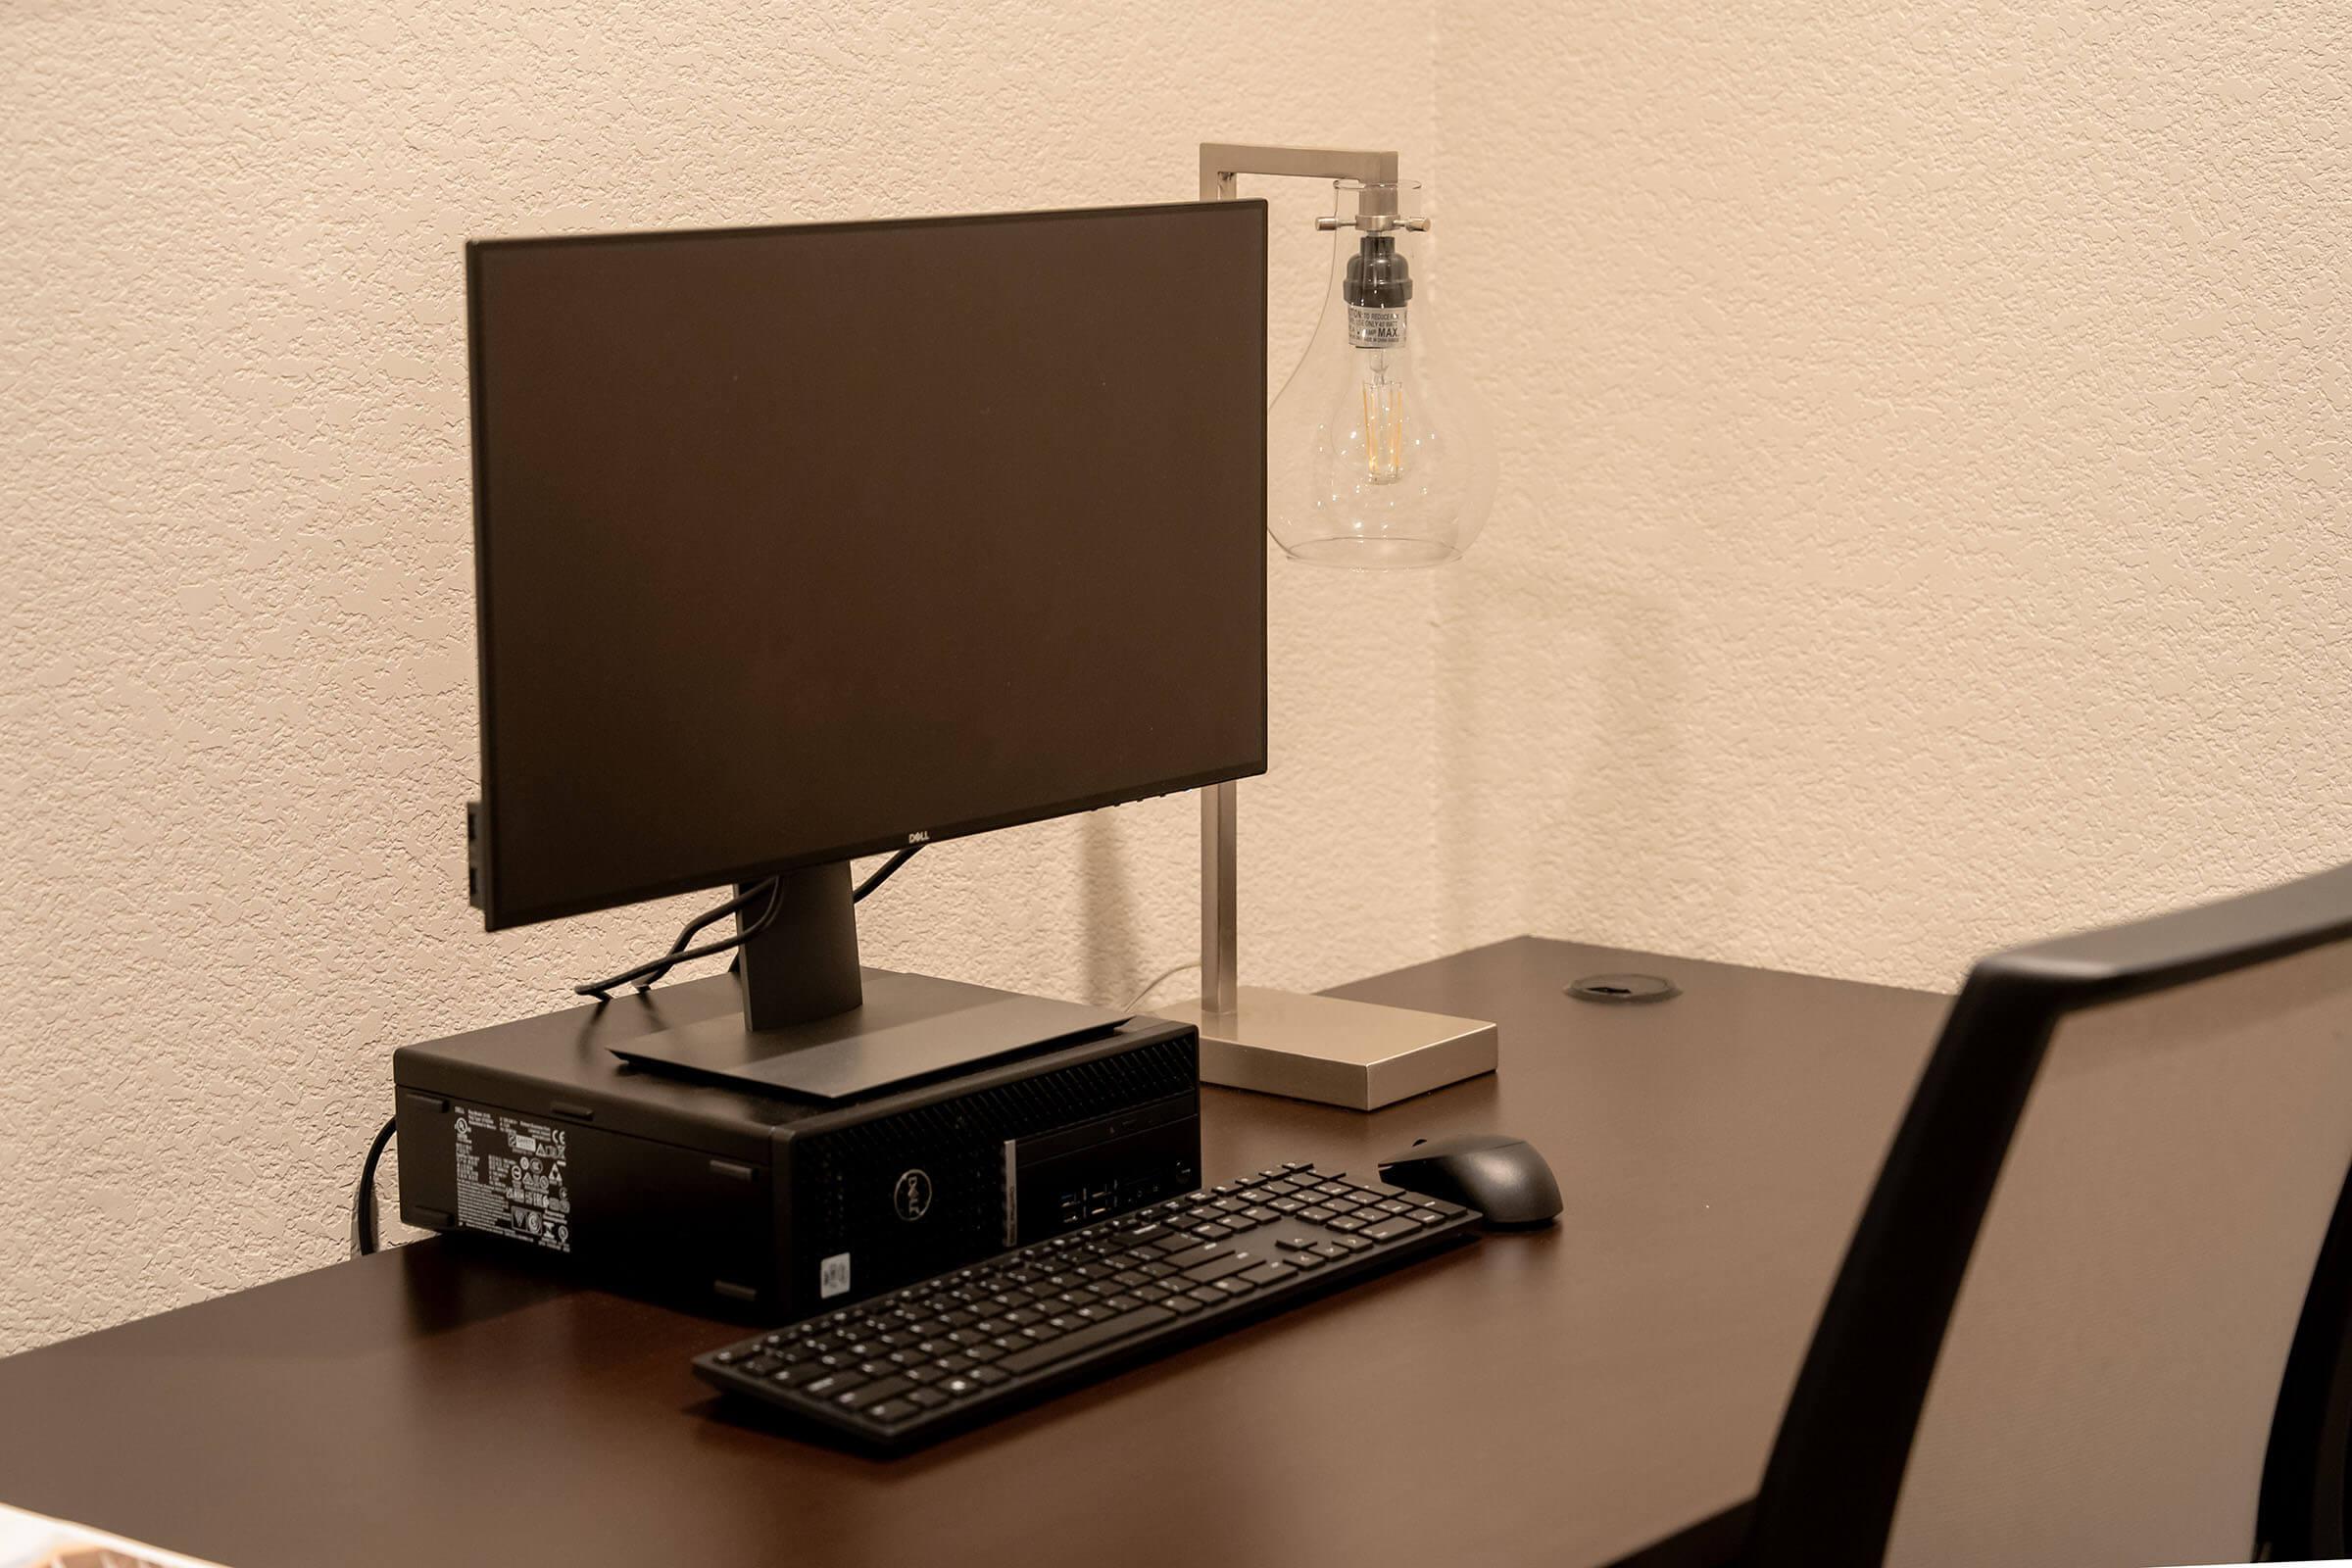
(464, 199, 1270, 931)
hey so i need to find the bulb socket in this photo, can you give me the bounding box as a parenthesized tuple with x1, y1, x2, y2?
(1344, 233, 1413, 310)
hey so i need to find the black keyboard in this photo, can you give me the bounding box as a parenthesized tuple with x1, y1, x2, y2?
(693, 1161, 1479, 1449)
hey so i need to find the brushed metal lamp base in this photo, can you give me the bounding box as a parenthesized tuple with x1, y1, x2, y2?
(1158, 986, 1497, 1111)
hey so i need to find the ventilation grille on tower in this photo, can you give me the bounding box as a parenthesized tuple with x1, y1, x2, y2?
(790, 1033, 1198, 1306)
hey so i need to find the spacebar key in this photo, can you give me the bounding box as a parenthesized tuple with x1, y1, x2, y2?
(999, 1306, 1174, 1374)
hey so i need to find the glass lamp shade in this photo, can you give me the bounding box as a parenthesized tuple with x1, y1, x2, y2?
(1266, 181, 1498, 567)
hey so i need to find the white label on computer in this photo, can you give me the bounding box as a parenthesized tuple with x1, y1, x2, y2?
(453, 1108, 571, 1253)
(819, 1251, 852, 1299)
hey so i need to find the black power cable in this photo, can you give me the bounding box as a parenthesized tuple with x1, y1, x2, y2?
(576, 878, 781, 1000)
(572, 875, 785, 1002)
(853, 844, 923, 903)
(575, 842, 929, 1003)
(350, 1114, 398, 1258)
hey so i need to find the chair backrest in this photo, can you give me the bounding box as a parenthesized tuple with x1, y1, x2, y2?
(1744, 862, 2352, 1568)
(2257, 1158, 2352, 1559)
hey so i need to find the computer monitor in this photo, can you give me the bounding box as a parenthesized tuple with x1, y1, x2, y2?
(464, 201, 1268, 1051)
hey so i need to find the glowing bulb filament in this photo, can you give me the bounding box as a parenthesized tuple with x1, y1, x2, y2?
(1362, 373, 1406, 483)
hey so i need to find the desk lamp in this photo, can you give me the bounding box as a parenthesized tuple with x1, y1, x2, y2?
(1159, 143, 1500, 1111)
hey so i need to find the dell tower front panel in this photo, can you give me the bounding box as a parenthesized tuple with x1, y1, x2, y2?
(393, 990, 1200, 1320)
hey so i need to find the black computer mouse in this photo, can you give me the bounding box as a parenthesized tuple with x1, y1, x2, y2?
(1379, 1133, 1562, 1228)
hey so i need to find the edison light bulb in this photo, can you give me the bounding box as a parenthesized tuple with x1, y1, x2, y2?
(1266, 181, 1496, 567)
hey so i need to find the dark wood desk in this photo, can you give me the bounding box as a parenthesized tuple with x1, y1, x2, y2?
(0, 938, 1947, 1568)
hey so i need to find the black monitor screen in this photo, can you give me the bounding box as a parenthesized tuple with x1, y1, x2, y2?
(466, 202, 1268, 928)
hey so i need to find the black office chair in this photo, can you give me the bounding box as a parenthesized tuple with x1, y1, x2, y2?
(1734, 861, 2352, 1567)
(2259, 1160, 2352, 1558)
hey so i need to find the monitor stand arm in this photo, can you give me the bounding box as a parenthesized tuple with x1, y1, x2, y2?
(735, 862, 862, 1031)
(612, 858, 1128, 1097)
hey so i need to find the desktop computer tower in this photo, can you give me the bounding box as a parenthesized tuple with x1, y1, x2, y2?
(392, 979, 1201, 1321)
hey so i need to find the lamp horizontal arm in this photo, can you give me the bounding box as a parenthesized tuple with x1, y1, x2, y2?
(1199, 142, 1401, 212)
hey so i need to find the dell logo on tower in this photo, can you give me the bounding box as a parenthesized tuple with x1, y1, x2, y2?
(893, 1168, 934, 1222)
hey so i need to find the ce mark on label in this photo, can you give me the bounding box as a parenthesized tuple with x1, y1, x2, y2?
(819, 1252, 852, 1299)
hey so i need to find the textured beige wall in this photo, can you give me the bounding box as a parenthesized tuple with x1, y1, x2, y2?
(9, 0, 2344, 1357)
(0, 1, 1442, 1353)
(1436, 0, 2350, 989)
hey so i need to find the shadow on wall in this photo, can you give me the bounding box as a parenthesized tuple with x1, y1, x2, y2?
(1437, 570, 1743, 954)
(1079, 811, 1146, 1006)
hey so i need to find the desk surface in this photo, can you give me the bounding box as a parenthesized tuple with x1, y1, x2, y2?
(0, 938, 1947, 1568)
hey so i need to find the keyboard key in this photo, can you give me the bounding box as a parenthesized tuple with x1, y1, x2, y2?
(1161, 1291, 1204, 1314)
(838, 1376, 913, 1409)
(1183, 1251, 1258, 1284)
(1362, 1217, 1423, 1242)
(1210, 1276, 1256, 1297)
(940, 1376, 982, 1397)
(1326, 1215, 1366, 1233)
(905, 1387, 949, 1409)
(1275, 1235, 1317, 1251)
(742, 1354, 783, 1377)
(801, 1370, 868, 1399)
(1298, 1206, 1337, 1224)
(1238, 1262, 1295, 1287)
(1286, 1250, 1328, 1269)
(1186, 1287, 1226, 1307)
(1162, 1243, 1230, 1268)
(999, 1305, 1173, 1374)
(969, 1364, 1010, 1386)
